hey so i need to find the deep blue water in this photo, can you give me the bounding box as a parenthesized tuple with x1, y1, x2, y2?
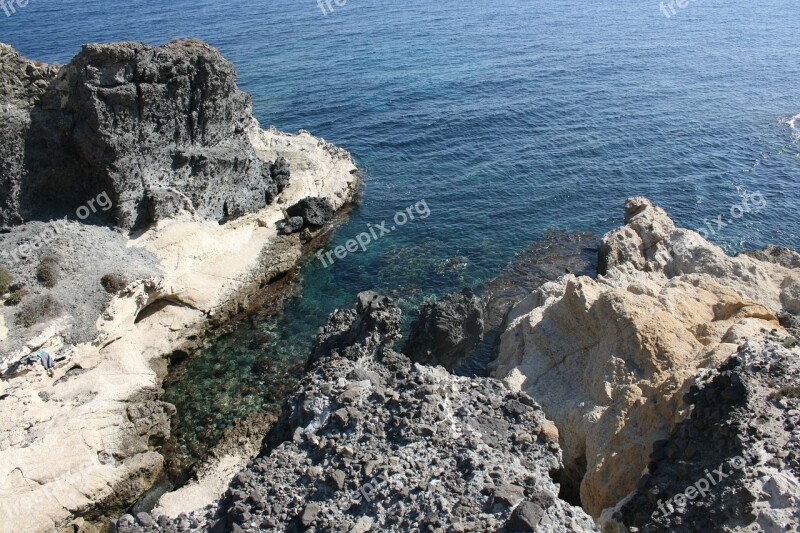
(4, 0, 799, 463)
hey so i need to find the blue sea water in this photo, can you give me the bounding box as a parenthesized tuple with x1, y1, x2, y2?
(3, 0, 799, 464)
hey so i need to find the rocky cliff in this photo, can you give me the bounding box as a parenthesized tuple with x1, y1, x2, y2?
(489, 197, 800, 516)
(1, 39, 279, 228)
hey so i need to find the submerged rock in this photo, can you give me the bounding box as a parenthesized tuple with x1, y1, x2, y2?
(490, 197, 800, 516)
(117, 293, 596, 532)
(402, 288, 484, 371)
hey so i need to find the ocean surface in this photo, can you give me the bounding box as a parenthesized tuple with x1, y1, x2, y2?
(3, 0, 799, 470)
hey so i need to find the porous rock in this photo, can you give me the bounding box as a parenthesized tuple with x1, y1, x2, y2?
(403, 288, 484, 371)
(114, 293, 596, 532)
(0, 40, 290, 228)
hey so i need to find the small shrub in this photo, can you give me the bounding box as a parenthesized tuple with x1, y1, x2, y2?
(0, 268, 11, 293)
(15, 294, 63, 327)
(101, 273, 129, 294)
(5, 288, 27, 306)
(36, 254, 61, 288)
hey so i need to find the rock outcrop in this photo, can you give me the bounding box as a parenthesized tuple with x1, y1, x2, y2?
(0, 39, 280, 228)
(403, 288, 484, 371)
(113, 293, 597, 532)
(606, 335, 800, 532)
(490, 197, 800, 516)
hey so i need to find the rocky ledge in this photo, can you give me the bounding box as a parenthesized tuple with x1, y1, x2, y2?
(114, 292, 596, 532)
(0, 40, 358, 532)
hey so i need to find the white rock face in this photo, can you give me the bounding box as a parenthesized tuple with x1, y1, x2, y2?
(490, 197, 799, 516)
(0, 129, 358, 532)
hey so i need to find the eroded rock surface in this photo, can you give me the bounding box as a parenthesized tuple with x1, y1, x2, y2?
(114, 293, 596, 532)
(403, 288, 484, 371)
(606, 336, 800, 532)
(1, 39, 279, 228)
(490, 197, 800, 516)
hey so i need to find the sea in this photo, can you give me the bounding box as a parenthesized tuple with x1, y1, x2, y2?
(3, 0, 798, 472)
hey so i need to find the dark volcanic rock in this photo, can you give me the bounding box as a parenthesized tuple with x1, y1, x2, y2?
(116, 292, 597, 532)
(264, 156, 291, 205)
(607, 336, 800, 532)
(145, 188, 195, 222)
(0, 40, 284, 228)
(739, 244, 800, 270)
(286, 196, 334, 228)
(403, 288, 484, 371)
(276, 216, 304, 236)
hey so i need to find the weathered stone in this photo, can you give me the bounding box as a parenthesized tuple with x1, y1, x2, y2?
(286, 197, 334, 227)
(491, 197, 799, 516)
(0, 40, 282, 228)
(403, 288, 484, 371)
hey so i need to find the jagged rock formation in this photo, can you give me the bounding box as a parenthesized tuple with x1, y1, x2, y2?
(113, 293, 597, 532)
(0, 39, 280, 228)
(605, 335, 800, 532)
(403, 288, 484, 371)
(454, 229, 599, 377)
(490, 197, 800, 516)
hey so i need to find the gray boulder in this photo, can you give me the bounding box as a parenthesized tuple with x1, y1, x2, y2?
(286, 196, 334, 227)
(403, 288, 484, 371)
(276, 216, 303, 236)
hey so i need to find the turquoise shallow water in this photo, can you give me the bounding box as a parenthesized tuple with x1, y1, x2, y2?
(4, 0, 799, 465)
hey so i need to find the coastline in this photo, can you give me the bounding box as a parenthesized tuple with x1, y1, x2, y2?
(0, 121, 359, 531)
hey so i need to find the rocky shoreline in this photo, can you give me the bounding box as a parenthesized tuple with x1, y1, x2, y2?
(0, 40, 359, 532)
(1, 39, 798, 533)
(109, 199, 799, 533)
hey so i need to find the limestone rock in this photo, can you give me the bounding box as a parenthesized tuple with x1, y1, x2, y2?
(490, 197, 799, 516)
